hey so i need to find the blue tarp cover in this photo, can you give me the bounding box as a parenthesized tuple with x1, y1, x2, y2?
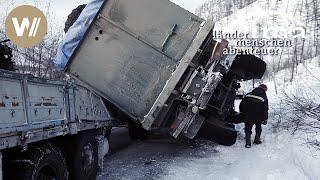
(54, 0, 105, 70)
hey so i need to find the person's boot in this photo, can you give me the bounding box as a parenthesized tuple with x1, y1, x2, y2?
(253, 133, 262, 144)
(245, 133, 251, 148)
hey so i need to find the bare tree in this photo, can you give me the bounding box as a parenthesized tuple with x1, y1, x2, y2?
(195, 0, 258, 22)
(0, 1, 64, 79)
(196, 0, 320, 83)
(281, 91, 320, 135)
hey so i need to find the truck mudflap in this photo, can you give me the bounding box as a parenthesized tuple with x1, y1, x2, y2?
(169, 106, 205, 139)
(169, 69, 224, 139)
(198, 119, 237, 146)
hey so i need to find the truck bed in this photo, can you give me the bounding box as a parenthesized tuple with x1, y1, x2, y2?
(0, 70, 111, 150)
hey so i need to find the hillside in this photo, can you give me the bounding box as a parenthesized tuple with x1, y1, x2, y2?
(197, 0, 319, 79)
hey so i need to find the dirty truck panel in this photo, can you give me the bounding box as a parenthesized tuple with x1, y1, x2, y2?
(66, 0, 207, 120)
(63, 0, 266, 140)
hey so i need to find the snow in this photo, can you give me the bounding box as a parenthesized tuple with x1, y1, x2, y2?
(98, 57, 320, 180)
(163, 128, 320, 180)
(208, 0, 318, 77)
(161, 56, 320, 180)
(212, 0, 308, 43)
(262, 55, 320, 128)
(96, 56, 320, 180)
(164, 135, 319, 180)
(170, 0, 208, 13)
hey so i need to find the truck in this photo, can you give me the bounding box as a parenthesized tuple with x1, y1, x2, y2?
(0, 39, 112, 179)
(57, 0, 266, 144)
(0, 0, 266, 179)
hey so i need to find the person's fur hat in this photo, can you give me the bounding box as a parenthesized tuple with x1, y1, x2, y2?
(259, 84, 268, 91)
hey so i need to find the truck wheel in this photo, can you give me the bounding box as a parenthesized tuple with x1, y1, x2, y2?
(128, 121, 150, 140)
(5, 143, 68, 180)
(198, 120, 237, 146)
(64, 4, 87, 33)
(69, 131, 99, 180)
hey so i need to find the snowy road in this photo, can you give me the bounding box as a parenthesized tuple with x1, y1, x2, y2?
(98, 127, 320, 180)
(97, 128, 218, 180)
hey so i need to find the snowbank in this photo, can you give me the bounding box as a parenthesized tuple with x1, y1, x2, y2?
(163, 133, 320, 180)
(162, 56, 320, 180)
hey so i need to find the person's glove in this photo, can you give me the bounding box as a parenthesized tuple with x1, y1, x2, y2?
(262, 120, 268, 125)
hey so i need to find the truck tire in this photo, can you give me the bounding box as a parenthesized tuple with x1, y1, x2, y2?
(64, 4, 87, 33)
(128, 121, 150, 140)
(198, 120, 237, 146)
(5, 143, 68, 180)
(69, 131, 99, 180)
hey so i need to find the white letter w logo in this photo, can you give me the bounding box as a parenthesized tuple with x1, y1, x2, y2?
(12, 17, 41, 37)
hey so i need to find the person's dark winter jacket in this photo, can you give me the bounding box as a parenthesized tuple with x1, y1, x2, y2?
(239, 87, 268, 124)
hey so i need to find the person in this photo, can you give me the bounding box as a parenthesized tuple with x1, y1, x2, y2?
(239, 84, 269, 148)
